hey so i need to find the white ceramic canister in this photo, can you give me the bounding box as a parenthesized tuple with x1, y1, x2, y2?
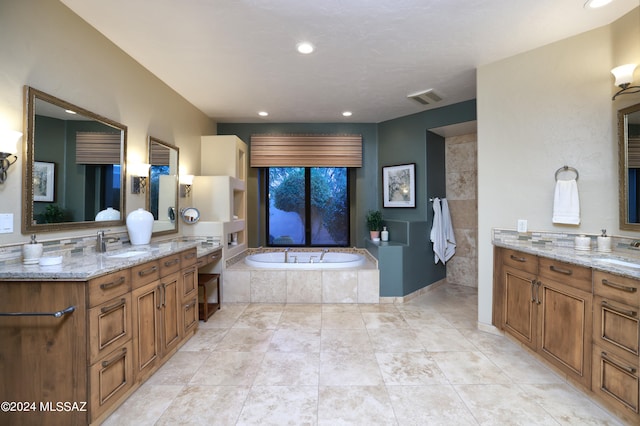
(126, 208, 154, 245)
(22, 234, 43, 265)
(574, 234, 591, 251)
(381, 226, 389, 242)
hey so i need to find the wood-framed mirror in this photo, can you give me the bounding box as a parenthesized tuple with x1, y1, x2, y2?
(22, 86, 127, 233)
(619, 102, 640, 230)
(148, 136, 179, 236)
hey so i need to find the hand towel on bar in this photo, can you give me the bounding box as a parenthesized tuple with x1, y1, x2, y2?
(552, 179, 580, 225)
(430, 198, 456, 264)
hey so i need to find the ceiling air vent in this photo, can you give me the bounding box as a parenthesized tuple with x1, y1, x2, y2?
(407, 89, 442, 105)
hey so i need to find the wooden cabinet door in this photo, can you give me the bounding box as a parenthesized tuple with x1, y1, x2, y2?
(538, 277, 593, 387)
(183, 296, 199, 334)
(132, 281, 161, 381)
(503, 265, 538, 350)
(181, 265, 198, 300)
(160, 272, 181, 354)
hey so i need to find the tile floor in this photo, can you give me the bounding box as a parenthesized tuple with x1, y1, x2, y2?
(104, 283, 624, 425)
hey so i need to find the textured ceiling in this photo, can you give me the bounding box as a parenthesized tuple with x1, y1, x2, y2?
(61, 0, 639, 123)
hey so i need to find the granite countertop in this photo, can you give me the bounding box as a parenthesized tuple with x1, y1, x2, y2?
(493, 239, 640, 280)
(0, 239, 222, 281)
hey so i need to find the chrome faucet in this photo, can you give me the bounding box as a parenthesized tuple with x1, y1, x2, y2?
(631, 240, 640, 248)
(320, 248, 329, 261)
(96, 230, 120, 253)
(284, 248, 290, 263)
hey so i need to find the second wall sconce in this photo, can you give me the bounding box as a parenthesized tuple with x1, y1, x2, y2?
(130, 163, 150, 194)
(612, 64, 640, 100)
(180, 174, 194, 197)
(0, 129, 22, 184)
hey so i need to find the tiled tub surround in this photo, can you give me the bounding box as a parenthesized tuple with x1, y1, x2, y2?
(224, 248, 380, 304)
(0, 234, 222, 279)
(493, 228, 640, 278)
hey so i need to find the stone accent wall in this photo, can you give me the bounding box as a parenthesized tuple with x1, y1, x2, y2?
(445, 133, 478, 287)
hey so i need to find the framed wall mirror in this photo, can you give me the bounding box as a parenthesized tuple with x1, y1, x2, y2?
(148, 136, 179, 236)
(22, 86, 127, 233)
(619, 102, 640, 230)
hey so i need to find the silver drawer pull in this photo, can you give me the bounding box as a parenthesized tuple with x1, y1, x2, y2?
(138, 265, 158, 277)
(100, 298, 126, 314)
(102, 347, 127, 368)
(602, 300, 638, 318)
(601, 351, 637, 374)
(0, 305, 75, 318)
(164, 258, 180, 267)
(549, 265, 572, 275)
(510, 254, 526, 262)
(602, 278, 637, 293)
(100, 276, 126, 290)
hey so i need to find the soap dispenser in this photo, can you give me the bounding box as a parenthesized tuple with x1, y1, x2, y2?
(22, 234, 43, 265)
(597, 229, 612, 253)
(381, 226, 389, 242)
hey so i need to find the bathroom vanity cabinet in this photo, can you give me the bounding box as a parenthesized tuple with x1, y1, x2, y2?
(494, 247, 640, 424)
(496, 249, 592, 388)
(0, 247, 200, 425)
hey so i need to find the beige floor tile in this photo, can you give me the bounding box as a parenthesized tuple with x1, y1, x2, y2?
(236, 385, 318, 425)
(321, 303, 360, 313)
(483, 349, 564, 384)
(156, 385, 250, 426)
(318, 385, 396, 425)
(320, 329, 375, 352)
(398, 309, 454, 328)
(277, 310, 322, 329)
(387, 385, 478, 425)
(268, 328, 321, 352)
(253, 352, 320, 386)
(431, 351, 512, 384)
(321, 311, 366, 329)
(319, 351, 384, 386)
(414, 327, 477, 352)
(455, 383, 559, 425)
(376, 352, 449, 385)
(367, 328, 425, 352)
(361, 312, 410, 329)
(233, 310, 283, 329)
(101, 383, 183, 425)
(215, 328, 274, 352)
(146, 351, 210, 385)
(179, 328, 228, 352)
(189, 351, 264, 386)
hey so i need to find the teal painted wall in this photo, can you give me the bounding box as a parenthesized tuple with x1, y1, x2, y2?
(218, 99, 476, 296)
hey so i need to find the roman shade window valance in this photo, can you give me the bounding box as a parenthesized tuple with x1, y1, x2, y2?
(75, 132, 121, 165)
(250, 134, 362, 167)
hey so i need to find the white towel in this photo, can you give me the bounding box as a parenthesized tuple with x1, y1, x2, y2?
(552, 179, 580, 225)
(430, 198, 456, 264)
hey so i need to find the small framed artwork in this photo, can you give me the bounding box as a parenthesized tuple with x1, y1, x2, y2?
(33, 161, 55, 202)
(383, 163, 416, 208)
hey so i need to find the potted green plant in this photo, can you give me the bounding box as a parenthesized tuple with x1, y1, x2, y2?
(366, 209, 383, 241)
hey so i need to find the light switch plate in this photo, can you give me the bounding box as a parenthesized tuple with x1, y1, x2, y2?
(0, 213, 13, 233)
(517, 219, 527, 233)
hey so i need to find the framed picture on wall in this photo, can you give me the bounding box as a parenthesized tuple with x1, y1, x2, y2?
(383, 163, 416, 208)
(33, 161, 55, 202)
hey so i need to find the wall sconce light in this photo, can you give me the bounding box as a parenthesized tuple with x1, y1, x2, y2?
(130, 163, 150, 194)
(180, 174, 194, 197)
(611, 64, 640, 100)
(0, 129, 22, 184)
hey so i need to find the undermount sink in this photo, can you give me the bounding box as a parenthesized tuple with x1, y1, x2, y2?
(593, 257, 640, 269)
(106, 250, 148, 259)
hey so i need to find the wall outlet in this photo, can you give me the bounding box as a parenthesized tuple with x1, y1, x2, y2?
(517, 219, 528, 233)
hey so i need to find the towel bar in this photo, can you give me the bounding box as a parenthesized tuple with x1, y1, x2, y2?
(554, 165, 579, 181)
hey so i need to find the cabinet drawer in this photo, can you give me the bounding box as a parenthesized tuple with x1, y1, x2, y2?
(160, 253, 182, 277)
(88, 269, 131, 307)
(501, 249, 538, 274)
(89, 294, 132, 364)
(594, 271, 640, 307)
(181, 248, 198, 267)
(183, 296, 198, 334)
(89, 341, 134, 422)
(594, 295, 639, 357)
(197, 250, 222, 269)
(592, 344, 639, 415)
(539, 257, 592, 293)
(131, 260, 160, 289)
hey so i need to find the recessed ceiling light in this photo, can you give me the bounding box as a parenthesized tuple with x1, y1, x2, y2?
(65, 109, 76, 115)
(584, 0, 613, 8)
(258, 111, 269, 117)
(296, 42, 314, 54)
(342, 111, 353, 117)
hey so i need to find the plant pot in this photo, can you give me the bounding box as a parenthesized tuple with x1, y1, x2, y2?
(370, 230, 381, 241)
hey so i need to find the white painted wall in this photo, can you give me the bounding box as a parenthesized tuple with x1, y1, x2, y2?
(477, 8, 640, 325)
(0, 0, 216, 244)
